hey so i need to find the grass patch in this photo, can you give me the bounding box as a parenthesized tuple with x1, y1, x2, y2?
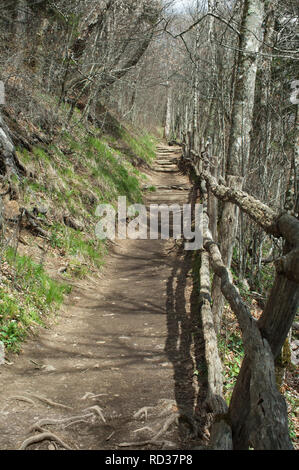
(121, 130, 156, 163)
(49, 223, 106, 271)
(218, 328, 244, 404)
(86, 137, 143, 203)
(285, 391, 299, 442)
(0, 248, 71, 352)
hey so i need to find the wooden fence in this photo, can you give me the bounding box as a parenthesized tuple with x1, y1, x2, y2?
(180, 134, 299, 450)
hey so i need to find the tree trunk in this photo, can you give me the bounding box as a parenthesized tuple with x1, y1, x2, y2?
(212, 0, 265, 332)
(295, 105, 299, 218)
(229, 273, 299, 449)
(204, 236, 294, 450)
(163, 83, 172, 141)
(0, 113, 20, 177)
(285, 105, 299, 217)
(207, 155, 219, 242)
(14, 0, 28, 68)
(0, 111, 26, 200)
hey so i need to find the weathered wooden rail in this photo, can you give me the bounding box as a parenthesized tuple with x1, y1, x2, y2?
(180, 136, 299, 450)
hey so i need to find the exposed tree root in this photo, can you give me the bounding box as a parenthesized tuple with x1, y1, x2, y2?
(152, 413, 179, 440)
(29, 413, 94, 432)
(23, 408, 107, 450)
(133, 426, 154, 434)
(25, 393, 72, 410)
(81, 392, 108, 400)
(19, 431, 73, 450)
(133, 406, 155, 420)
(118, 439, 176, 448)
(120, 409, 179, 448)
(9, 396, 35, 405)
(106, 431, 115, 441)
(81, 392, 96, 400)
(83, 406, 106, 423)
(63, 419, 90, 429)
(22, 209, 49, 239)
(158, 399, 177, 417)
(22, 401, 106, 451)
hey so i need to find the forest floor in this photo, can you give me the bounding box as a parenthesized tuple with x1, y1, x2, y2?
(0, 144, 206, 450)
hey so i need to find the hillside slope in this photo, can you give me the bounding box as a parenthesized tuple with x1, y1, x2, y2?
(0, 89, 157, 354)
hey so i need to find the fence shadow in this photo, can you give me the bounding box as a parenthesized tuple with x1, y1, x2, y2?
(164, 185, 209, 442)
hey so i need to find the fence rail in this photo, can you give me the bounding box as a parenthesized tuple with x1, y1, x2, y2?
(180, 135, 299, 450)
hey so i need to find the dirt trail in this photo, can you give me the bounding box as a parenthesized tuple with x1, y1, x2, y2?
(0, 144, 204, 450)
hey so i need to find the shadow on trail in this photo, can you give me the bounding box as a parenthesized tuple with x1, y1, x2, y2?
(164, 185, 208, 442)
